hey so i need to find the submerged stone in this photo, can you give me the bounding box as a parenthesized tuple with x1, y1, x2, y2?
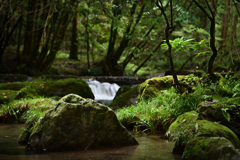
(27, 94, 138, 151)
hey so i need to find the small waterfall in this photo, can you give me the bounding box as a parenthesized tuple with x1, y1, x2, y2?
(86, 79, 120, 104)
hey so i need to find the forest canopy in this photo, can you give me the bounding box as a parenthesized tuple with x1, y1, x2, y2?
(0, 0, 239, 77)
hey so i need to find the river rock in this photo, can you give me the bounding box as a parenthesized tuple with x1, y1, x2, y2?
(197, 100, 240, 139)
(166, 111, 240, 155)
(182, 137, 240, 160)
(27, 94, 138, 151)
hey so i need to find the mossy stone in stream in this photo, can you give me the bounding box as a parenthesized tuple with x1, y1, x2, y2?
(26, 94, 138, 151)
(166, 111, 240, 155)
(182, 137, 240, 160)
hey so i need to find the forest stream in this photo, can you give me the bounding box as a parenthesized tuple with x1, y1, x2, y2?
(0, 124, 181, 160)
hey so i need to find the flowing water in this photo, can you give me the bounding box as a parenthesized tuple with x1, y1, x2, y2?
(0, 124, 181, 160)
(86, 79, 120, 105)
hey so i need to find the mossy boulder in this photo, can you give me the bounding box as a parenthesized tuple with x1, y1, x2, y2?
(197, 100, 240, 139)
(26, 94, 138, 151)
(182, 137, 240, 160)
(109, 85, 139, 110)
(166, 111, 240, 155)
(166, 111, 199, 154)
(15, 78, 94, 100)
(138, 75, 201, 100)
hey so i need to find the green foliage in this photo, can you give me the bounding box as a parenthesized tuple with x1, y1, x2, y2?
(0, 97, 56, 123)
(117, 87, 202, 133)
(161, 37, 209, 56)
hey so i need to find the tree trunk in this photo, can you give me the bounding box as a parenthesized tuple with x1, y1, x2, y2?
(69, 14, 79, 60)
(156, 0, 180, 86)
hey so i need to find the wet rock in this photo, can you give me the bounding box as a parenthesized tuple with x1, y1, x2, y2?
(166, 111, 240, 155)
(27, 94, 138, 151)
(197, 100, 240, 139)
(182, 137, 240, 160)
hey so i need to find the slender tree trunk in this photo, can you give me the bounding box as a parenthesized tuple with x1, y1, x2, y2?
(156, 0, 180, 86)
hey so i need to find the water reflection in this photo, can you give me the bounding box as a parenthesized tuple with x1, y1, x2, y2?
(0, 124, 181, 160)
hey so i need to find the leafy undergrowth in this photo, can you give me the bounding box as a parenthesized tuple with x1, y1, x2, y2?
(117, 87, 203, 134)
(117, 76, 240, 134)
(0, 97, 56, 124)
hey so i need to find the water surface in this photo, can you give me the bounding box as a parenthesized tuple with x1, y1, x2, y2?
(0, 124, 181, 160)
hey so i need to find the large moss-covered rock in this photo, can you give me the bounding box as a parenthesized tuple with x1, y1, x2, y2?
(26, 94, 138, 151)
(138, 75, 201, 100)
(109, 85, 139, 110)
(138, 76, 183, 100)
(166, 111, 199, 154)
(182, 137, 240, 160)
(15, 78, 94, 100)
(197, 100, 240, 139)
(166, 111, 240, 155)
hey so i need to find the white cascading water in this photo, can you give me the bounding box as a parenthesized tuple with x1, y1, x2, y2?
(86, 79, 120, 103)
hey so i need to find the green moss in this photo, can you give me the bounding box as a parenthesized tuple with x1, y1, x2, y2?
(0, 98, 56, 123)
(138, 75, 201, 100)
(167, 111, 240, 155)
(166, 111, 199, 141)
(182, 137, 240, 160)
(195, 120, 240, 148)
